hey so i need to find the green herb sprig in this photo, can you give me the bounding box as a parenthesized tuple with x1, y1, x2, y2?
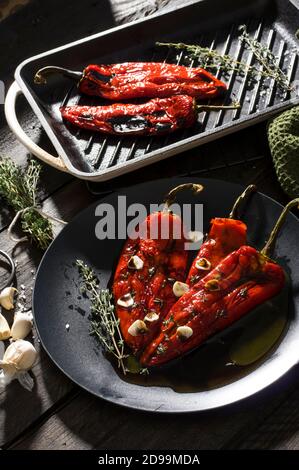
(76, 260, 128, 374)
(0, 158, 53, 249)
(238, 25, 292, 91)
(156, 41, 256, 76)
(157, 25, 293, 92)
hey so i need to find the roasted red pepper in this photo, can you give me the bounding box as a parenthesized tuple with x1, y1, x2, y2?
(60, 95, 238, 136)
(187, 185, 256, 286)
(141, 245, 285, 366)
(112, 183, 203, 353)
(35, 62, 227, 101)
(141, 198, 299, 367)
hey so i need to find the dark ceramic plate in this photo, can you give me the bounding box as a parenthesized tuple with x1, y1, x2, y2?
(33, 178, 299, 412)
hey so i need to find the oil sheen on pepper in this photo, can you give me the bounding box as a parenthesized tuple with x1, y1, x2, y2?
(120, 274, 289, 392)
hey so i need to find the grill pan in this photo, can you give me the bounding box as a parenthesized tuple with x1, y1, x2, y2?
(5, 0, 299, 181)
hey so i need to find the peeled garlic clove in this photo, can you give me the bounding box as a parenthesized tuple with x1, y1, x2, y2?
(144, 311, 159, 323)
(205, 279, 220, 291)
(0, 313, 11, 341)
(173, 281, 189, 297)
(195, 257, 211, 271)
(0, 287, 17, 310)
(0, 339, 37, 374)
(128, 320, 148, 336)
(128, 255, 144, 270)
(11, 311, 33, 340)
(117, 293, 134, 308)
(177, 325, 193, 340)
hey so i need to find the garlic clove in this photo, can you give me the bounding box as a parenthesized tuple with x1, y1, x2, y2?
(177, 325, 193, 340)
(11, 310, 33, 340)
(128, 255, 144, 270)
(0, 339, 37, 374)
(128, 320, 148, 336)
(17, 371, 34, 392)
(0, 287, 17, 310)
(0, 313, 11, 341)
(205, 279, 220, 291)
(173, 281, 189, 297)
(195, 257, 211, 271)
(144, 311, 159, 323)
(117, 293, 134, 308)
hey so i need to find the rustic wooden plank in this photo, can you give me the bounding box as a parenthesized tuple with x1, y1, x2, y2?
(1, 0, 298, 452)
(9, 369, 299, 450)
(0, 179, 94, 447)
(226, 383, 299, 449)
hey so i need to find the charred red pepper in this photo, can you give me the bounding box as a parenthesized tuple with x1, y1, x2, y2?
(60, 95, 238, 136)
(187, 185, 256, 286)
(35, 62, 227, 101)
(112, 183, 203, 353)
(140, 198, 298, 367)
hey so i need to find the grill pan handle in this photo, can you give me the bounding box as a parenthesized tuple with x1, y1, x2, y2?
(5, 81, 68, 172)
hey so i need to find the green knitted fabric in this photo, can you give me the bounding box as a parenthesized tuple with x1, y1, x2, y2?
(268, 106, 299, 199)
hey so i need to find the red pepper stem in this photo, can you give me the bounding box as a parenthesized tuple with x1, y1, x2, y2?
(34, 66, 82, 85)
(196, 102, 240, 113)
(261, 198, 299, 257)
(163, 183, 204, 210)
(229, 184, 256, 219)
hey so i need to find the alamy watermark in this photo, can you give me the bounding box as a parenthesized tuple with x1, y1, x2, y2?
(94, 196, 204, 251)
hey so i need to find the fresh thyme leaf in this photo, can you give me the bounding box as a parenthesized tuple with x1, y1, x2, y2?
(156, 41, 261, 78)
(0, 158, 53, 249)
(76, 259, 128, 375)
(238, 25, 292, 91)
(157, 344, 167, 355)
(157, 28, 293, 93)
(163, 313, 174, 327)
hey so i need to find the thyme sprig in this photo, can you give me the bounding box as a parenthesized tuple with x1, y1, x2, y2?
(238, 25, 292, 91)
(0, 158, 53, 249)
(156, 41, 257, 76)
(76, 260, 128, 375)
(157, 26, 292, 92)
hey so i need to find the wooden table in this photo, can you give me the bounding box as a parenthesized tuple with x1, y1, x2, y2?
(0, 0, 298, 451)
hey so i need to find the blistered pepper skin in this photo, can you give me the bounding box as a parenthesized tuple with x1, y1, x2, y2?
(61, 95, 197, 136)
(187, 218, 247, 285)
(141, 246, 285, 367)
(113, 211, 188, 353)
(79, 63, 227, 100)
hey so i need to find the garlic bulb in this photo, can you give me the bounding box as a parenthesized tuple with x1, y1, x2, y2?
(128, 320, 148, 336)
(177, 325, 193, 340)
(173, 281, 189, 297)
(0, 313, 10, 340)
(0, 287, 17, 310)
(0, 339, 37, 375)
(11, 310, 33, 340)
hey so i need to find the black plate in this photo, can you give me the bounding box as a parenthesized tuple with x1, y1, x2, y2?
(33, 178, 299, 412)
